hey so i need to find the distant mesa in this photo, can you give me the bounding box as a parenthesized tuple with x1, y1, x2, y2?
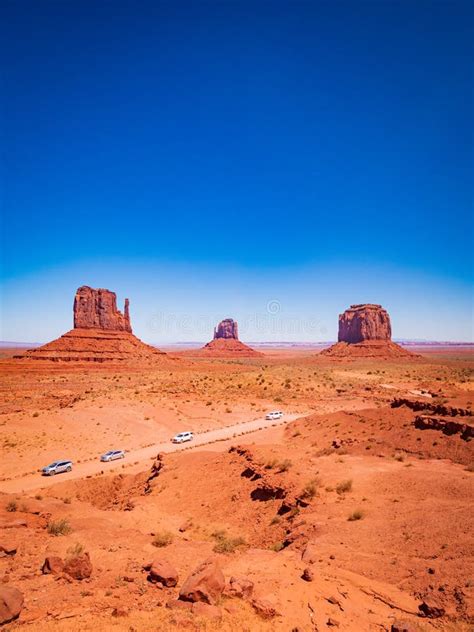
(15, 286, 166, 363)
(321, 304, 418, 358)
(193, 319, 262, 357)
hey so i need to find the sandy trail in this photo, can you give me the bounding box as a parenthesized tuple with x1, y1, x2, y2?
(0, 411, 306, 494)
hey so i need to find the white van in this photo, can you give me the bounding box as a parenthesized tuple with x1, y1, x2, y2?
(171, 431, 194, 444)
(265, 411, 283, 420)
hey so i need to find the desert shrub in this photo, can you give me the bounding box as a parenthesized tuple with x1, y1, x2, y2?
(66, 543, 84, 558)
(6, 500, 17, 512)
(277, 459, 292, 473)
(47, 518, 72, 536)
(465, 463, 474, 473)
(336, 479, 353, 495)
(265, 458, 278, 470)
(347, 509, 365, 522)
(270, 541, 284, 552)
(32, 412, 39, 417)
(270, 515, 281, 525)
(212, 532, 246, 554)
(393, 453, 405, 462)
(152, 530, 174, 548)
(301, 477, 320, 500)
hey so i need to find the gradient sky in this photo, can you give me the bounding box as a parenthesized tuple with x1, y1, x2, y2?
(1, 0, 473, 343)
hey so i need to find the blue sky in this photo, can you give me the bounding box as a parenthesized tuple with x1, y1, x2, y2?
(1, 0, 473, 342)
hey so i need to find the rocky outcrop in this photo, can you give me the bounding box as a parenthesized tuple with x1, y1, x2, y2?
(338, 304, 391, 343)
(16, 286, 167, 363)
(42, 556, 65, 575)
(143, 558, 179, 587)
(414, 415, 474, 440)
(63, 552, 92, 580)
(0, 586, 24, 625)
(391, 398, 472, 417)
(179, 558, 225, 605)
(74, 286, 132, 332)
(321, 304, 418, 359)
(214, 319, 238, 340)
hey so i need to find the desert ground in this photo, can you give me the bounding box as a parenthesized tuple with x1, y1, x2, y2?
(0, 346, 473, 631)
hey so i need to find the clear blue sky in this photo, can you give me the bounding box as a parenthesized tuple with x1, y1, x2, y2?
(1, 0, 473, 342)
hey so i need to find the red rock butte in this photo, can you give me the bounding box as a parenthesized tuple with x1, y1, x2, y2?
(321, 304, 418, 358)
(15, 286, 166, 363)
(193, 319, 262, 357)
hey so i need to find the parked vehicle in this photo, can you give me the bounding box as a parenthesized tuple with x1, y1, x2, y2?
(265, 411, 283, 420)
(171, 431, 194, 444)
(100, 450, 125, 462)
(42, 460, 73, 476)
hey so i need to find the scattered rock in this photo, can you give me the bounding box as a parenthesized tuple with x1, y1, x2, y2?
(145, 559, 178, 587)
(0, 586, 24, 625)
(112, 607, 129, 617)
(223, 576, 254, 599)
(192, 602, 222, 619)
(0, 541, 17, 557)
(166, 598, 192, 611)
(418, 601, 445, 618)
(63, 553, 92, 580)
(391, 619, 417, 632)
(251, 598, 281, 619)
(301, 567, 314, 582)
(301, 543, 318, 564)
(327, 617, 340, 626)
(179, 519, 193, 533)
(179, 558, 225, 605)
(42, 556, 65, 575)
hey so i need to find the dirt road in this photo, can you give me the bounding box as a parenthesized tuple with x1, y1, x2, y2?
(0, 411, 306, 494)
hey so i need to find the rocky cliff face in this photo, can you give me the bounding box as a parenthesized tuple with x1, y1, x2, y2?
(214, 319, 239, 340)
(338, 304, 391, 343)
(73, 286, 132, 333)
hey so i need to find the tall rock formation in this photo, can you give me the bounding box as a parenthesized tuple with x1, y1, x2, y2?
(73, 286, 132, 332)
(193, 319, 262, 357)
(213, 318, 239, 340)
(321, 304, 417, 359)
(338, 304, 391, 343)
(16, 286, 165, 363)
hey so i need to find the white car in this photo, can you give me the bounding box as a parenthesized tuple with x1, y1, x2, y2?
(171, 431, 194, 444)
(100, 450, 125, 462)
(266, 411, 283, 420)
(42, 460, 73, 476)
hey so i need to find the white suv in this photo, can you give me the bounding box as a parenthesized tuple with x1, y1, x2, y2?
(265, 411, 283, 420)
(172, 431, 194, 444)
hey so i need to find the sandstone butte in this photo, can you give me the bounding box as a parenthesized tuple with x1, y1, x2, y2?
(193, 319, 262, 357)
(15, 286, 166, 363)
(321, 304, 418, 359)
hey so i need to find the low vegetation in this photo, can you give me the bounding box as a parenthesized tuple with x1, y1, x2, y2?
(347, 509, 365, 522)
(211, 530, 246, 554)
(336, 479, 353, 495)
(152, 530, 174, 548)
(47, 518, 72, 536)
